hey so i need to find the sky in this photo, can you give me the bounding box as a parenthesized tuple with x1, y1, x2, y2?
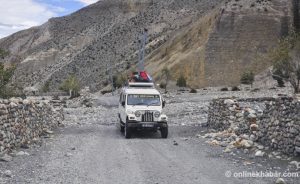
(0, 0, 98, 38)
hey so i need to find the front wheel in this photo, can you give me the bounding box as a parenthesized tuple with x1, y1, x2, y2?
(161, 127, 168, 138)
(125, 124, 131, 139)
(120, 119, 125, 133)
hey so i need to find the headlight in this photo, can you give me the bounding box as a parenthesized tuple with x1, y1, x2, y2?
(135, 111, 141, 117)
(126, 110, 134, 115)
(154, 111, 161, 118)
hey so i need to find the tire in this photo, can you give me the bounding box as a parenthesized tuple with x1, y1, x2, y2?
(120, 119, 125, 133)
(120, 124, 125, 133)
(161, 127, 168, 138)
(125, 124, 131, 139)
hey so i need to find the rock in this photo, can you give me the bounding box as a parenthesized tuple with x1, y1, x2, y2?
(208, 140, 220, 146)
(4, 170, 12, 178)
(236, 112, 243, 117)
(275, 178, 286, 184)
(295, 147, 300, 153)
(241, 134, 250, 140)
(255, 150, 265, 157)
(223, 147, 231, 153)
(0, 154, 13, 162)
(220, 142, 227, 147)
(289, 161, 300, 170)
(250, 134, 256, 141)
(44, 129, 54, 134)
(275, 155, 282, 159)
(224, 99, 235, 106)
(203, 133, 212, 138)
(243, 149, 249, 154)
(257, 145, 264, 150)
(240, 140, 253, 148)
(65, 153, 73, 157)
(248, 113, 257, 119)
(20, 144, 30, 149)
(16, 151, 30, 156)
(250, 124, 258, 131)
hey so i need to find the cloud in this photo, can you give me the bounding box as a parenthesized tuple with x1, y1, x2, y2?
(0, 0, 60, 39)
(75, 0, 98, 5)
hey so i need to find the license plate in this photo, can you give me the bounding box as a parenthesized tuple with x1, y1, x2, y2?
(142, 124, 154, 128)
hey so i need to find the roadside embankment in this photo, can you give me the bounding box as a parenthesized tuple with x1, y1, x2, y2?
(208, 97, 300, 156)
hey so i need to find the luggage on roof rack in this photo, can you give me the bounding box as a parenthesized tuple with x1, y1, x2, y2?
(129, 71, 153, 83)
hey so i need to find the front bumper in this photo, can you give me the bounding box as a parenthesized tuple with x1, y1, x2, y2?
(126, 121, 168, 129)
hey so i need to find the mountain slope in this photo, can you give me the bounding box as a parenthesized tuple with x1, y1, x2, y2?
(0, 0, 223, 92)
(0, 0, 296, 92)
(146, 0, 294, 88)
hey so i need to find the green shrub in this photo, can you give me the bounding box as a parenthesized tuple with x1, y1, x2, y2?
(220, 87, 229, 91)
(190, 88, 197, 93)
(176, 75, 187, 87)
(240, 71, 255, 86)
(60, 75, 80, 98)
(231, 86, 241, 91)
(42, 81, 51, 93)
(0, 63, 16, 98)
(113, 74, 127, 88)
(159, 83, 166, 89)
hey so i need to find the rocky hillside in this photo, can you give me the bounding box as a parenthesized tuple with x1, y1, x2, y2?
(0, 0, 222, 92)
(146, 0, 296, 88)
(0, 0, 298, 92)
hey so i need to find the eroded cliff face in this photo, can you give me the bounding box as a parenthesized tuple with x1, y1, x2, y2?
(146, 0, 294, 88)
(204, 0, 292, 87)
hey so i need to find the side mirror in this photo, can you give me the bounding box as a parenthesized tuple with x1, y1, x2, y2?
(162, 101, 166, 108)
(122, 101, 125, 106)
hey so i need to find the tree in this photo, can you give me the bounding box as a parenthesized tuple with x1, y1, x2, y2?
(161, 67, 170, 93)
(60, 75, 80, 98)
(271, 32, 300, 93)
(176, 75, 187, 88)
(240, 71, 255, 87)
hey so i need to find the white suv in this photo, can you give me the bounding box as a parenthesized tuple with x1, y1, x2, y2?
(118, 83, 168, 138)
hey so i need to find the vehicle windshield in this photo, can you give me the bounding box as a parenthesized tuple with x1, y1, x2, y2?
(127, 94, 161, 106)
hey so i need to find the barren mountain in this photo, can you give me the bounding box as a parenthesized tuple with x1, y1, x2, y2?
(146, 0, 295, 88)
(0, 0, 298, 92)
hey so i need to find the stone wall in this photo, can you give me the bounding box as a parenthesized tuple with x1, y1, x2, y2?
(208, 97, 300, 155)
(0, 98, 64, 154)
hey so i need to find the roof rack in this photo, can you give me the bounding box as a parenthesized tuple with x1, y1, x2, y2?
(126, 82, 155, 88)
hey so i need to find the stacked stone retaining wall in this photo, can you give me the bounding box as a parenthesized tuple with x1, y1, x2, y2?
(0, 98, 63, 154)
(208, 97, 300, 155)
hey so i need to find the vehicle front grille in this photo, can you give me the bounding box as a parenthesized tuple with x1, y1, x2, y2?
(142, 111, 154, 122)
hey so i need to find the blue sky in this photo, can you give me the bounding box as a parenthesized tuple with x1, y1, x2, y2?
(0, 0, 98, 38)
